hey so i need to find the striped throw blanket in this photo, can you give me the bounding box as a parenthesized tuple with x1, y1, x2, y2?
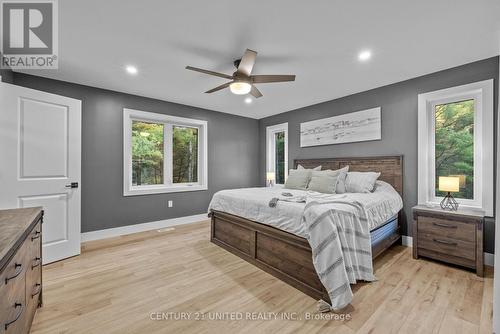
(303, 195, 376, 310)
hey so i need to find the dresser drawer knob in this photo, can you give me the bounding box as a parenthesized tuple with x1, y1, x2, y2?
(31, 283, 42, 298)
(4, 302, 23, 330)
(432, 222, 457, 229)
(4, 263, 22, 284)
(32, 257, 42, 269)
(433, 238, 458, 246)
(31, 230, 41, 241)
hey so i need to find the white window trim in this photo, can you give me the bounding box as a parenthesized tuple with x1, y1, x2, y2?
(266, 122, 288, 185)
(417, 79, 494, 215)
(123, 108, 208, 196)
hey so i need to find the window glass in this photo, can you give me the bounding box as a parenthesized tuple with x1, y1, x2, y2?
(173, 126, 198, 183)
(274, 131, 285, 184)
(132, 121, 164, 185)
(434, 99, 474, 199)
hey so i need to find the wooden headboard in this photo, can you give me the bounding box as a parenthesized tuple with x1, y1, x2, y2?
(294, 155, 403, 196)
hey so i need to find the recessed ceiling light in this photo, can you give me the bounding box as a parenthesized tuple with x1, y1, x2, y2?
(125, 65, 138, 75)
(358, 50, 372, 62)
(244, 97, 252, 104)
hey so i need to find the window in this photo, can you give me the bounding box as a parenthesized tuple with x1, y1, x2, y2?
(434, 100, 474, 199)
(132, 121, 164, 186)
(266, 123, 288, 185)
(124, 108, 207, 196)
(418, 80, 493, 215)
(172, 126, 198, 184)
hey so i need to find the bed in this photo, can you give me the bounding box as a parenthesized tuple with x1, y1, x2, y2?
(209, 156, 403, 305)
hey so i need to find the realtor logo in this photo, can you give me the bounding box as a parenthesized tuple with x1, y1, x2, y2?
(1, 0, 58, 69)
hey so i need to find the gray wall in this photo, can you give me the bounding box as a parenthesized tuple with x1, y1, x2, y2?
(0, 69, 13, 83)
(12, 73, 260, 233)
(259, 56, 499, 253)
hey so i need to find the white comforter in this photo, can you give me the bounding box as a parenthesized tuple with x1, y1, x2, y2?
(208, 181, 403, 310)
(208, 181, 402, 238)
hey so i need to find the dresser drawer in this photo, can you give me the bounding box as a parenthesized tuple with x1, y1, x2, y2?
(0, 241, 28, 334)
(418, 233, 476, 261)
(28, 221, 42, 249)
(26, 224, 42, 322)
(418, 216, 475, 242)
(0, 208, 43, 334)
(26, 222, 42, 269)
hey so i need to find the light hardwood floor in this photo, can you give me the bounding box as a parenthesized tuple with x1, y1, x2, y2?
(30, 220, 493, 334)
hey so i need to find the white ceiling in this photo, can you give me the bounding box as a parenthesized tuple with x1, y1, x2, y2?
(19, 0, 500, 119)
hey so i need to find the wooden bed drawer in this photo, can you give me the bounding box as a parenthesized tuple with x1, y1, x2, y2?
(418, 216, 474, 242)
(213, 218, 252, 256)
(417, 233, 475, 261)
(255, 233, 323, 292)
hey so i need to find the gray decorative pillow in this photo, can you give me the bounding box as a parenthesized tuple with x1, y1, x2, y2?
(284, 169, 312, 190)
(344, 171, 381, 193)
(307, 166, 349, 194)
(297, 164, 321, 171)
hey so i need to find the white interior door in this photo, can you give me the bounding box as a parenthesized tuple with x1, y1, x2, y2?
(0, 82, 81, 264)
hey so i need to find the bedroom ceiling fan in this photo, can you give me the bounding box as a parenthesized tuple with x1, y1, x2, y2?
(185, 49, 295, 98)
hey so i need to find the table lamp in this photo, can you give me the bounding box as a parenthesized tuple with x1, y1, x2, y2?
(439, 176, 460, 211)
(266, 172, 275, 187)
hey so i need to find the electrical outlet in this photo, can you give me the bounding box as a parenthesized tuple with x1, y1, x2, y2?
(168, 200, 173, 208)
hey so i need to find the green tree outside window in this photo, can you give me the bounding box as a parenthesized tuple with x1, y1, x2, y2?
(434, 99, 474, 199)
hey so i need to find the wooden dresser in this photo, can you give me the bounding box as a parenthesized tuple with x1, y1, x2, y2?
(0, 208, 43, 334)
(412, 205, 484, 276)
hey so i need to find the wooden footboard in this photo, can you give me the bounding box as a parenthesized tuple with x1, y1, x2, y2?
(210, 210, 330, 303)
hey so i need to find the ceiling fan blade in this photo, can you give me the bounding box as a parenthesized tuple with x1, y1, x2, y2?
(237, 49, 257, 76)
(251, 75, 296, 84)
(205, 82, 231, 93)
(186, 66, 233, 80)
(250, 85, 263, 98)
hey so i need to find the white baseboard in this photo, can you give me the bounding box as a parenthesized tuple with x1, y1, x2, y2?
(81, 213, 209, 242)
(485, 252, 495, 267)
(402, 235, 413, 247)
(400, 236, 494, 267)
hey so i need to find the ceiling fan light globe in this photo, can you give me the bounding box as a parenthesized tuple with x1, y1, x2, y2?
(229, 82, 252, 95)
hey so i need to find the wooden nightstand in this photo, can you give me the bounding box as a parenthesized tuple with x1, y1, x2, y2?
(412, 205, 484, 276)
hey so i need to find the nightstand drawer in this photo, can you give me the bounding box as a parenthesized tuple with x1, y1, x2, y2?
(417, 233, 475, 261)
(418, 216, 475, 242)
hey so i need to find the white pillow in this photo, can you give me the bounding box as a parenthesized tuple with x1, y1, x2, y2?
(297, 164, 321, 171)
(307, 167, 348, 194)
(344, 172, 381, 193)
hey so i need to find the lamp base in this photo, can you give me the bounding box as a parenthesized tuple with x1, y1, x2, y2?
(440, 192, 459, 211)
(267, 180, 274, 187)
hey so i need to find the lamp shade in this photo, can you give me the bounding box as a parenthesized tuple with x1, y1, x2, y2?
(266, 172, 276, 181)
(439, 176, 460, 192)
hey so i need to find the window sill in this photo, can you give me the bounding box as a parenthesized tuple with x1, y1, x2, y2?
(124, 184, 208, 196)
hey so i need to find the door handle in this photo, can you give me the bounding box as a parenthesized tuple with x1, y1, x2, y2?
(65, 182, 79, 189)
